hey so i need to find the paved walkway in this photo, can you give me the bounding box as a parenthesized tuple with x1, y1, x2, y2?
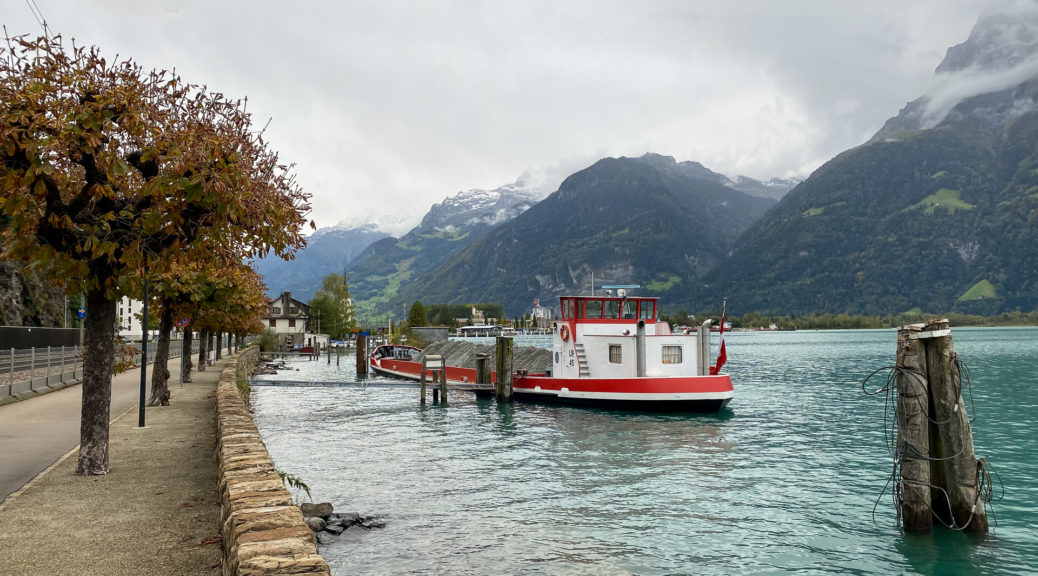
(0, 354, 232, 575)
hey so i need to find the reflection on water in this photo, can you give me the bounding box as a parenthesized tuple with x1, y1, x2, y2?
(251, 328, 1038, 575)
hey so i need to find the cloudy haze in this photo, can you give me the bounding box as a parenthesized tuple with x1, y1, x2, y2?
(1, 0, 1009, 234)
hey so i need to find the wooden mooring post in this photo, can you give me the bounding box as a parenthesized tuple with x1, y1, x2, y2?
(421, 355, 445, 406)
(895, 320, 988, 533)
(475, 353, 490, 386)
(356, 334, 368, 376)
(495, 336, 514, 402)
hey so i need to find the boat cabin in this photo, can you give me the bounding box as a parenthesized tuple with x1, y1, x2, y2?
(552, 295, 711, 379)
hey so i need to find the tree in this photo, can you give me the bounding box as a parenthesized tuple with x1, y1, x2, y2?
(308, 273, 354, 340)
(0, 36, 310, 475)
(408, 300, 429, 328)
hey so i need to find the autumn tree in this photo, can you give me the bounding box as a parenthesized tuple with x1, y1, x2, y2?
(0, 36, 310, 475)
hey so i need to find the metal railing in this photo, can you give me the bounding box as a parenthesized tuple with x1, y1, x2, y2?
(1, 338, 205, 401)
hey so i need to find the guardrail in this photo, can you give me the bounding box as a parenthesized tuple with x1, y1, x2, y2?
(1, 338, 202, 401)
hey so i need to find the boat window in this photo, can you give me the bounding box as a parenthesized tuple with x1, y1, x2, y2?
(609, 344, 622, 364)
(662, 345, 683, 364)
(562, 299, 574, 320)
(603, 300, 619, 319)
(575, 300, 584, 318)
(640, 300, 655, 320)
(622, 299, 637, 319)
(586, 299, 602, 319)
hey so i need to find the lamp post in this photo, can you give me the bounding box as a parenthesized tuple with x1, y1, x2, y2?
(139, 268, 148, 427)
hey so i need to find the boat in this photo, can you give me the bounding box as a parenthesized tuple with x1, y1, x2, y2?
(369, 291, 733, 412)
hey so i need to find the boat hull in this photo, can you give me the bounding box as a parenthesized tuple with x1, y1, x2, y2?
(369, 356, 732, 413)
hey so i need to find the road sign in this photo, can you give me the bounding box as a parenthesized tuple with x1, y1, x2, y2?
(77, 307, 86, 319)
(177, 317, 190, 328)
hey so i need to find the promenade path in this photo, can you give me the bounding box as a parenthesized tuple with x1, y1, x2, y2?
(0, 353, 231, 575)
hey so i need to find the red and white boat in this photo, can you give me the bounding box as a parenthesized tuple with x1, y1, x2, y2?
(369, 292, 733, 412)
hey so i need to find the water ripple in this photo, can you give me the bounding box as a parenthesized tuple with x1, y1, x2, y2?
(252, 329, 1038, 575)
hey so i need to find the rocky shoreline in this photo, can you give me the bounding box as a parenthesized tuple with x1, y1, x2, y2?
(300, 502, 385, 545)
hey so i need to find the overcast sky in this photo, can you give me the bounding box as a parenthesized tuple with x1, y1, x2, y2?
(2, 0, 1003, 234)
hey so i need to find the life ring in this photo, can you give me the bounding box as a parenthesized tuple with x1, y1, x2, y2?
(559, 324, 570, 341)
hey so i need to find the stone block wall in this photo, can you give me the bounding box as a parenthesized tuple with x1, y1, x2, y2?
(217, 350, 330, 576)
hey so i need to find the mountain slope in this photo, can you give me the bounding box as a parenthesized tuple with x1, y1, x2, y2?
(392, 154, 776, 316)
(709, 12, 1038, 315)
(346, 182, 542, 317)
(253, 224, 389, 301)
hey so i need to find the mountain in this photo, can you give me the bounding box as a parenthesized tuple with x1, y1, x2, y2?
(253, 223, 389, 301)
(391, 153, 777, 316)
(346, 178, 546, 317)
(709, 11, 1038, 315)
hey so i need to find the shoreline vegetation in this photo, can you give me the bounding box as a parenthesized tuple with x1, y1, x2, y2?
(683, 310, 1038, 331)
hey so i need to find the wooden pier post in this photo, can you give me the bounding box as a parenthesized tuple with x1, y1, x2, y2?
(439, 367, 448, 405)
(432, 370, 440, 404)
(923, 320, 988, 532)
(495, 336, 514, 402)
(896, 326, 932, 531)
(423, 355, 444, 407)
(475, 353, 490, 386)
(894, 320, 988, 533)
(356, 334, 368, 376)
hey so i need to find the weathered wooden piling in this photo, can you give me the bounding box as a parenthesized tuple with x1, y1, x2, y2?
(475, 353, 490, 386)
(421, 355, 444, 406)
(895, 320, 987, 533)
(895, 327, 932, 531)
(495, 336, 514, 401)
(356, 335, 368, 376)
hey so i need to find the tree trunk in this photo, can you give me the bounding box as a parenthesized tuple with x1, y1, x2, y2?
(215, 331, 223, 360)
(182, 330, 193, 383)
(147, 303, 174, 406)
(198, 329, 208, 372)
(76, 288, 116, 476)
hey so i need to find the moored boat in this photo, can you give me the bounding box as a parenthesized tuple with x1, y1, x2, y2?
(369, 291, 733, 412)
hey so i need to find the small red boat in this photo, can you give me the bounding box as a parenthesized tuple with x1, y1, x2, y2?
(370, 292, 733, 412)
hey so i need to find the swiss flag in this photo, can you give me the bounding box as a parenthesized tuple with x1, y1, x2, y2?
(709, 298, 727, 375)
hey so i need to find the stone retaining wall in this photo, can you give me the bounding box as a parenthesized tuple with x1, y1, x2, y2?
(217, 349, 330, 576)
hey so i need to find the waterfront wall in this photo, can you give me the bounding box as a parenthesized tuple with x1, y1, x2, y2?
(217, 348, 330, 576)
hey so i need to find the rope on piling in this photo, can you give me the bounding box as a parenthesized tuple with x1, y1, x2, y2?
(860, 363, 999, 530)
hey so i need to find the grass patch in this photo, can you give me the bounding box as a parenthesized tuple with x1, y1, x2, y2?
(958, 279, 996, 302)
(803, 207, 824, 216)
(931, 170, 948, 179)
(909, 188, 975, 215)
(646, 275, 681, 291)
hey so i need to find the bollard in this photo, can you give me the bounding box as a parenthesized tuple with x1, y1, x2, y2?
(30, 347, 35, 392)
(46, 346, 51, 387)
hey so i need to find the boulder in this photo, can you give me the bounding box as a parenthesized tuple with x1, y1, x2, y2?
(305, 516, 327, 532)
(300, 502, 334, 519)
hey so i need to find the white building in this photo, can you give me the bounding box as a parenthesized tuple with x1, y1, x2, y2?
(117, 296, 145, 337)
(264, 291, 311, 349)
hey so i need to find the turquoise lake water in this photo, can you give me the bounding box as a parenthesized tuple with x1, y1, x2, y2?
(250, 328, 1038, 575)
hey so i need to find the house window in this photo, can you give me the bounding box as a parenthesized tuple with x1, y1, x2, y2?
(290, 306, 298, 315)
(609, 345, 622, 364)
(273, 307, 281, 315)
(662, 345, 682, 364)
(268, 319, 276, 328)
(289, 319, 296, 328)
